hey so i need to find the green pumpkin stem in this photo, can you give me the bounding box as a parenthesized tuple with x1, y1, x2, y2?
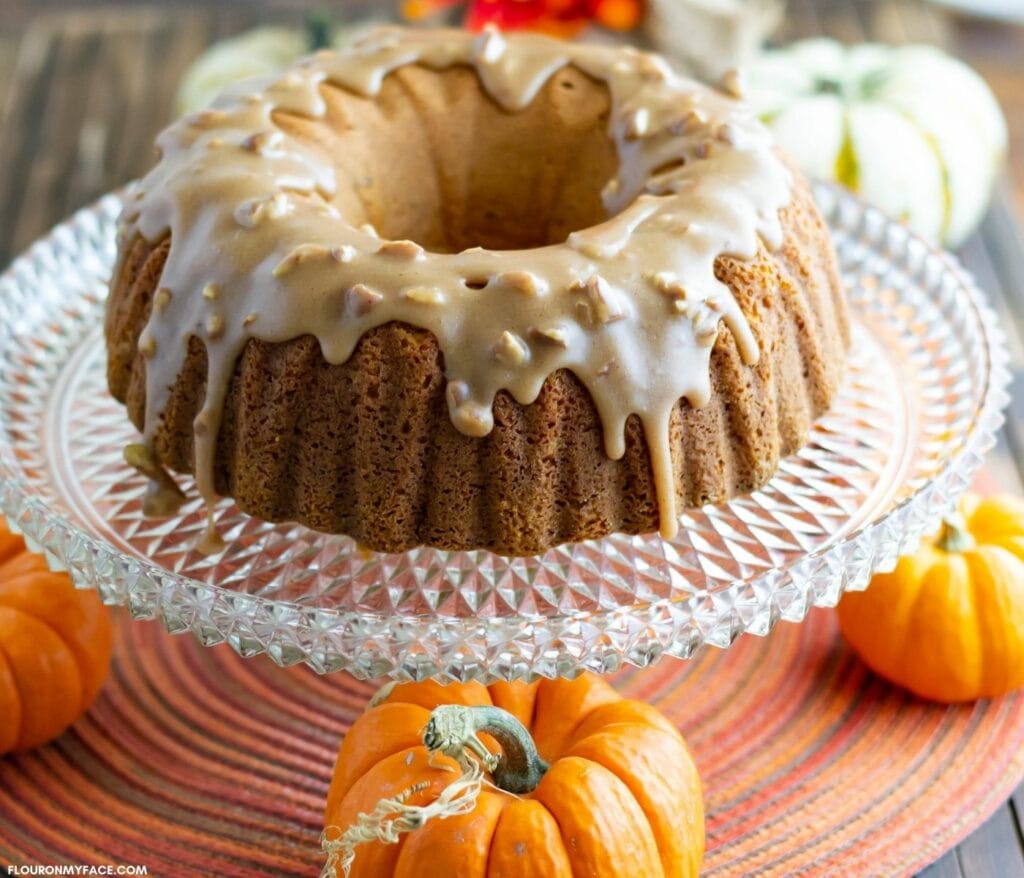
(424, 704, 548, 794)
(305, 11, 332, 52)
(323, 703, 548, 875)
(936, 512, 975, 553)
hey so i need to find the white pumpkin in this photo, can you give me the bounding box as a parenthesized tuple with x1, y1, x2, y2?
(176, 21, 385, 116)
(747, 39, 1007, 247)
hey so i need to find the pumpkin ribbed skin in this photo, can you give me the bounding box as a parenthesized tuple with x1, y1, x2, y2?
(0, 521, 113, 753)
(748, 39, 1007, 247)
(325, 675, 704, 877)
(837, 494, 1024, 703)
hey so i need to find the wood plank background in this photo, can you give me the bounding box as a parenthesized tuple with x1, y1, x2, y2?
(0, 0, 1022, 875)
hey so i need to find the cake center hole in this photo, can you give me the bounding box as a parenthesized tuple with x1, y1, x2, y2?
(286, 65, 623, 253)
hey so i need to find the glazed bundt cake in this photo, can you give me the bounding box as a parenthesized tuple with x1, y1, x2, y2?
(106, 27, 849, 555)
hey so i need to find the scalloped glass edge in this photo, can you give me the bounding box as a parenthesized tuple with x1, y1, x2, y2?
(0, 182, 1010, 682)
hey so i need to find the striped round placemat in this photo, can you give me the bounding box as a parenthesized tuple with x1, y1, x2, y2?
(1, 607, 1022, 877)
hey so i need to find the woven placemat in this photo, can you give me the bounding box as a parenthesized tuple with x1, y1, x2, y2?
(1, 607, 1022, 877)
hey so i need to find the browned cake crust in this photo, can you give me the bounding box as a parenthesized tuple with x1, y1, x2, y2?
(106, 167, 849, 555)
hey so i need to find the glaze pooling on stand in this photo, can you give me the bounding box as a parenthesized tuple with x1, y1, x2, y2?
(120, 26, 791, 545)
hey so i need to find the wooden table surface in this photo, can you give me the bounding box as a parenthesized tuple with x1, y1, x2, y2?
(1, 1, 1023, 875)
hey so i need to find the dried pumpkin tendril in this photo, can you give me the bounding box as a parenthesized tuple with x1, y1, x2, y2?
(322, 704, 547, 877)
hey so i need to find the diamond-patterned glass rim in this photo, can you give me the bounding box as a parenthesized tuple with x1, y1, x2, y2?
(0, 183, 1010, 682)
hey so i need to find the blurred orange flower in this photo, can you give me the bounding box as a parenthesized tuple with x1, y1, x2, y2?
(402, 0, 642, 35)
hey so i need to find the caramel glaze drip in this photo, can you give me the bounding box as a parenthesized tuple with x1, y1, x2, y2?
(118, 26, 791, 547)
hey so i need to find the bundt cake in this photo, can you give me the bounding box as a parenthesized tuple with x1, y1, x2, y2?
(106, 26, 849, 556)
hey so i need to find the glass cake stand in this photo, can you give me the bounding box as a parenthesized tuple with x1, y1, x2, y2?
(0, 184, 1009, 682)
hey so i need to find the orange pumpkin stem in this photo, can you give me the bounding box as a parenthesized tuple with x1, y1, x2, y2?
(936, 512, 975, 553)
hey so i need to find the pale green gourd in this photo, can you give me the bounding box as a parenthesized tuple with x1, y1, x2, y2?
(747, 38, 1007, 246)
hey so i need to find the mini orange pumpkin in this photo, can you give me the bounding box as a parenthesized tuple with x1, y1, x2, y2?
(0, 519, 113, 753)
(324, 674, 704, 877)
(838, 493, 1024, 703)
